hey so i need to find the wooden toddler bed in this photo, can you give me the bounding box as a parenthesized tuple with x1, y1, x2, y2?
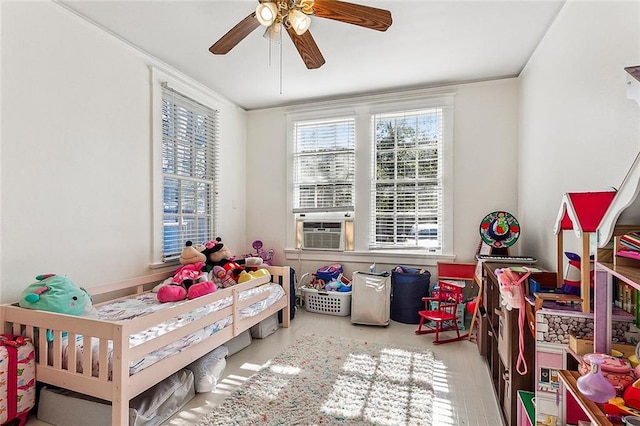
(1, 265, 291, 425)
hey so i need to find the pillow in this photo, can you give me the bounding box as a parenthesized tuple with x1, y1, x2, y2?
(185, 345, 229, 393)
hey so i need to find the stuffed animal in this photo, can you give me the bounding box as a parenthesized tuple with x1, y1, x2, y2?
(179, 240, 206, 266)
(19, 274, 97, 317)
(202, 237, 263, 280)
(236, 268, 271, 284)
(210, 265, 236, 289)
(157, 241, 217, 303)
(172, 262, 207, 285)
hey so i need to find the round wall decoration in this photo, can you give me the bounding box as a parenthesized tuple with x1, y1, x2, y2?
(479, 211, 521, 248)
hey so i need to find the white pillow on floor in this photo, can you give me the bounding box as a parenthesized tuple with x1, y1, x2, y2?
(185, 345, 229, 393)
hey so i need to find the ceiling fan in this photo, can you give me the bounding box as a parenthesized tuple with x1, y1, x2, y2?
(209, 0, 393, 69)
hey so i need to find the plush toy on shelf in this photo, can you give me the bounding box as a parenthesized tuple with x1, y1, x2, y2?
(157, 241, 217, 303)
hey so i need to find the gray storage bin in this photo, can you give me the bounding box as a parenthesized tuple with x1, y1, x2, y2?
(37, 369, 195, 426)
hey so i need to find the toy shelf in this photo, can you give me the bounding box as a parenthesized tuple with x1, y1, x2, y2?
(558, 370, 614, 426)
(597, 262, 640, 289)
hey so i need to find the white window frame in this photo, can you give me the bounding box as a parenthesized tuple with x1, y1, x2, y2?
(292, 116, 356, 214)
(285, 93, 454, 261)
(370, 107, 445, 252)
(150, 67, 221, 265)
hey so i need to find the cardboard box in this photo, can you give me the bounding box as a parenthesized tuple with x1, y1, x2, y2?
(569, 334, 635, 358)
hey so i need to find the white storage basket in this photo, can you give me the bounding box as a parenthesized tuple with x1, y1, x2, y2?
(301, 287, 351, 316)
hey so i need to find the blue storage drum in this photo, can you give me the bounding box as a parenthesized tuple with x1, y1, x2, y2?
(390, 266, 431, 324)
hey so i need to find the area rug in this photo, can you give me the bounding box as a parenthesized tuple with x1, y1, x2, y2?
(198, 333, 435, 425)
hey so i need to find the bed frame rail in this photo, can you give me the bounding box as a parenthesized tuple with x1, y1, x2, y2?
(0, 265, 291, 425)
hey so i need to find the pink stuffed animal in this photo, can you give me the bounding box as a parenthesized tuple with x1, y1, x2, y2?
(172, 262, 206, 285)
(157, 241, 217, 303)
(158, 279, 217, 303)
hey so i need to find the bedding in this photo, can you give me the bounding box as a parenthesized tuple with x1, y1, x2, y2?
(60, 282, 284, 377)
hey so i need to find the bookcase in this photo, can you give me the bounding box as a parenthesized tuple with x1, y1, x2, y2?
(477, 261, 535, 426)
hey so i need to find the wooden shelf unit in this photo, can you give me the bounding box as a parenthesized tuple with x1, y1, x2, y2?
(477, 261, 535, 426)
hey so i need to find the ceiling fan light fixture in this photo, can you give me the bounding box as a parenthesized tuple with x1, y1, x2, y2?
(256, 2, 278, 26)
(263, 22, 282, 42)
(288, 9, 311, 35)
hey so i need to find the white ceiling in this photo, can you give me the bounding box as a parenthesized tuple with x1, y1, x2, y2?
(59, 0, 565, 110)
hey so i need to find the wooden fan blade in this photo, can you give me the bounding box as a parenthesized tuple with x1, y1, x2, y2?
(210, 12, 261, 55)
(313, 0, 392, 31)
(286, 26, 326, 69)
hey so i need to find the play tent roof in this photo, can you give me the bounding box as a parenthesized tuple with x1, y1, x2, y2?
(552, 191, 617, 238)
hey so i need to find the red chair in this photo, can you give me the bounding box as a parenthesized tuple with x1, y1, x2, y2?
(415, 281, 465, 344)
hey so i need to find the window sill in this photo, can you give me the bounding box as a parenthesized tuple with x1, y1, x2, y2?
(284, 248, 455, 267)
(149, 259, 179, 271)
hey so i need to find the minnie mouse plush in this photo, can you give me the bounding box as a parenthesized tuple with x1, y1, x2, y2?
(157, 241, 217, 303)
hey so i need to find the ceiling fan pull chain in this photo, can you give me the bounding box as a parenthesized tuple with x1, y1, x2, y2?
(280, 28, 283, 95)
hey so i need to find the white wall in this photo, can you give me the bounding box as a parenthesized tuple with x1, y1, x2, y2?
(0, 1, 248, 302)
(9, 1, 636, 301)
(246, 78, 521, 278)
(519, 0, 640, 271)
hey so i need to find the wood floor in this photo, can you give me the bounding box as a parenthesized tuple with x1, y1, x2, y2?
(27, 309, 504, 425)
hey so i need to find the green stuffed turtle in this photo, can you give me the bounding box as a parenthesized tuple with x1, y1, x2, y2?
(19, 273, 96, 317)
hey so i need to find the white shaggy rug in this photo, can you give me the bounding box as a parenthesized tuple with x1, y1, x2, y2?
(197, 333, 435, 425)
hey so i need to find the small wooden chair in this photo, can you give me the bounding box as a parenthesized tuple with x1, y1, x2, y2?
(415, 280, 465, 344)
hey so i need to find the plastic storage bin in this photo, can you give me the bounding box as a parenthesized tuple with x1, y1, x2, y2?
(302, 287, 351, 316)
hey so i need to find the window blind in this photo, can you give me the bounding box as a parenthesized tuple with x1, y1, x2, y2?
(293, 117, 355, 213)
(162, 84, 219, 260)
(370, 108, 443, 250)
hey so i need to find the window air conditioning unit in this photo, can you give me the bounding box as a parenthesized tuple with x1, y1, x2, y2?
(296, 218, 353, 251)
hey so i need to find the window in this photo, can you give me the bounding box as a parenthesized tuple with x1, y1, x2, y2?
(286, 92, 453, 258)
(161, 84, 219, 260)
(371, 109, 443, 251)
(292, 117, 355, 213)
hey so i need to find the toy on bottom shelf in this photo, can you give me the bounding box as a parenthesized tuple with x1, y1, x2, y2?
(577, 354, 619, 403)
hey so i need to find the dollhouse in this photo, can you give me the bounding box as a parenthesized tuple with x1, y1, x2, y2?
(531, 152, 640, 424)
(553, 191, 616, 312)
(547, 64, 640, 426)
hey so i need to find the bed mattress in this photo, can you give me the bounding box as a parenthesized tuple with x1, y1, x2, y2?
(58, 282, 284, 377)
